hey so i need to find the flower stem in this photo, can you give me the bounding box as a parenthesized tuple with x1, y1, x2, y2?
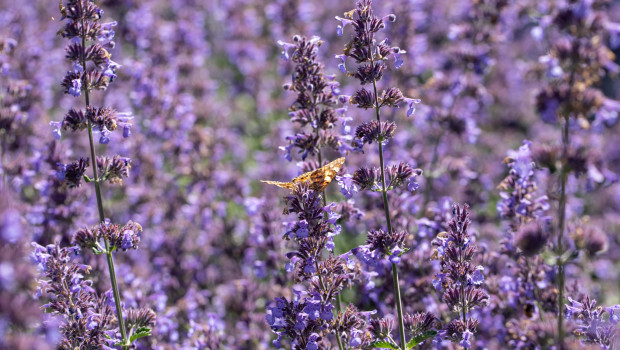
(1, 132, 6, 189)
(371, 74, 407, 347)
(556, 116, 570, 345)
(81, 21, 129, 349)
(459, 240, 467, 323)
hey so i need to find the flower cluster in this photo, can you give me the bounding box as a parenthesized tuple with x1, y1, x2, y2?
(266, 182, 361, 348)
(73, 219, 143, 253)
(565, 295, 620, 348)
(497, 140, 550, 227)
(534, 0, 619, 128)
(31, 1, 153, 348)
(55, 154, 133, 188)
(432, 203, 489, 348)
(31, 242, 115, 348)
(334, 0, 419, 119)
(352, 228, 406, 266)
(351, 162, 422, 194)
(278, 35, 351, 161)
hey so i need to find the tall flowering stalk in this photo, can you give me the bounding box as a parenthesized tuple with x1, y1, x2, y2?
(37, 0, 154, 348)
(335, 1, 426, 348)
(270, 34, 365, 349)
(0, 38, 30, 190)
(277, 35, 351, 167)
(431, 203, 489, 348)
(265, 184, 365, 349)
(533, 0, 620, 343)
(496, 140, 552, 324)
(276, 34, 353, 347)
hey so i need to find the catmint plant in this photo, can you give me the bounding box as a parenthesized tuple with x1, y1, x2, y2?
(268, 34, 371, 349)
(277, 35, 351, 165)
(492, 140, 557, 345)
(413, 0, 508, 214)
(533, 0, 620, 343)
(335, 1, 432, 348)
(31, 242, 115, 349)
(33, 0, 155, 348)
(0, 38, 30, 190)
(431, 203, 489, 348)
(565, 295, 620, 348)
(266, 183, 363, 349)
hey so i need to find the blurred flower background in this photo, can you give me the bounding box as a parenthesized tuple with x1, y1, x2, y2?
(1, 0, 620, 348)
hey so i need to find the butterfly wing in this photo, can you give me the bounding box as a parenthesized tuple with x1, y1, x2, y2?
(260, 180, 295, 190)
(262, 157, 345, 192)
(292, 157, 346, 192)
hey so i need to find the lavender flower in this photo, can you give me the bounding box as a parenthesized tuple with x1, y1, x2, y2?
(31, 242, 115, 348)
(277, 35, 349, 162)
(35, 1, 153, 348)
(432, 203, 489, 347)
(565, 296, 620, 348)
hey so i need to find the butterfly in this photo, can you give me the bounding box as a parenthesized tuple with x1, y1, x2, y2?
(261, 157, 345, 192)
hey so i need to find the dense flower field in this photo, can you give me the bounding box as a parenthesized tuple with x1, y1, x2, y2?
(1, 0, 620, 348)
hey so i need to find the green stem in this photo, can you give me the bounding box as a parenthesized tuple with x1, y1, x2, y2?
(458, 231, 467, 323)
(80, 18, 129, 349)
(1, 132, 6, 188)
(391, 262, 406, 347)
(371, 72, 406, 347)
(556, 116, 570, 345)
(316, 131, 327, 208)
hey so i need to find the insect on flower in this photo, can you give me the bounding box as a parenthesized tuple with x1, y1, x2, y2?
(261, 157, 345, 192)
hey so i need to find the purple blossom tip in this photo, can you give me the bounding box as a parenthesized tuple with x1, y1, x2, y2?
(405, 98, 421, 117)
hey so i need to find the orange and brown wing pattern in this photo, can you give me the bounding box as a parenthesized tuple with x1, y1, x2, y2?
(261, 157, 345, 192)
(292, 157, 345, 191)
(259, 180, 295, 190)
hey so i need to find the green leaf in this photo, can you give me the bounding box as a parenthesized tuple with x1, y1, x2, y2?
(542, 250, 556, 266)
(406, 330, 438, 349)
(398, 247, 410, 257)
(542, 250, 579, 266)
(129, 327, 152, 343)
(366, 340, 399, 349)
(560, 250, 579, 264)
